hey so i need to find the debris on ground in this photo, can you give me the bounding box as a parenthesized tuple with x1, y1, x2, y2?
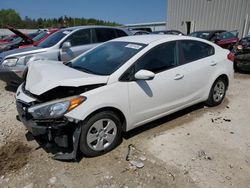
(49, 176, 57, 184)
(126, 144, 135, 161)
(126, 144, 146, 169)
(130, 160, 144, 169)
(196, 150, 213, 160)
(168, 172, 175, 181)
(223, 118, 231, 122)
(210, 116, 232, 124)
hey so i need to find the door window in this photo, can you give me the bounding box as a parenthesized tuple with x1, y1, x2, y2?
(135, 41, 178, 73)
(218, 31, 237, 39)
(66, 29, 91, 46)
(179, 40, 214, 64)
(116, 29, 128, 37)
(95, 28, 117, 42)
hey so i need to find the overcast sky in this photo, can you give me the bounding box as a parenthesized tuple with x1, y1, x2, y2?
(0, 0, 167, 24)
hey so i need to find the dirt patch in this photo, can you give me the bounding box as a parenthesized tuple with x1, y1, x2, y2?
(0, 142, 32, 176)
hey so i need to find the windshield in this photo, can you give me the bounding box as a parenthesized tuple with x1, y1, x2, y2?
(70, 41, 146, 75)
(32, 31, 48, 42)
(189, 32, 210, 39)
(37, 30, 71, 48)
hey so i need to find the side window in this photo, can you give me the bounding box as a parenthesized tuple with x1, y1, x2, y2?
(219, 31, 236, 39)
(95, 28, 117, 42)
(179, 40, 215, 64)
(116, 29, 128, 37)
(135, 41, 177, 73)
(66, 29, 91, 46)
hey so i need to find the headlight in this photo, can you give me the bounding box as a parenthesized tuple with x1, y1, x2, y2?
(28, 96, 86, 119)
(2, 58, 18, 67)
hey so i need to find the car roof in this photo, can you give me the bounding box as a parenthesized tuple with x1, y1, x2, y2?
(191, 30, 226, 33)
(111, 34, 206, 45)
(61, 25, 125, 31)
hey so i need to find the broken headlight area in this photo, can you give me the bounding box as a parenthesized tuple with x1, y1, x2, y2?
(28, 96, 85, 119)
(16, 97, 85, 161)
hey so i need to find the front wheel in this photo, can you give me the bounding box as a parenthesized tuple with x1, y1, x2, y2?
(79, 111, 122, 157)
(205, 77, 227, 107)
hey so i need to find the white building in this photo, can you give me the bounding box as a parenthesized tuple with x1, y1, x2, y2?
(167, 0, 250, 37)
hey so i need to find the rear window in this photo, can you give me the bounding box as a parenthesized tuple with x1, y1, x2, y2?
(179, 40, 215, 64)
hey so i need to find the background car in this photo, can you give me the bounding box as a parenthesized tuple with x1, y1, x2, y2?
(232, 34, 250, 71)
(0, 26, 40, 52)
(189, 30, 239, 49)
(16, 35, 234, 160)
(0, 26, 132, 86)
(151, 30, 184, 35)
(130, 30, 150, 35)
(0, 34, 19, 44)
(19, 29, 59, 48)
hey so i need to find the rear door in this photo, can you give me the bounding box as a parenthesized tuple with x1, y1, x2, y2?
(177, 40, 216, 103)
(60, 29, 97, 62)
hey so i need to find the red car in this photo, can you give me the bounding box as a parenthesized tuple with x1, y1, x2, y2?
(0, 34, 19, 44)
(19, 29, 59, 48)
(189, 30, 239, 49)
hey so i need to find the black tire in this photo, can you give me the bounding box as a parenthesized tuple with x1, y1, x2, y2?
(205, 77, 227, 107)
(79, 111, 122, 157)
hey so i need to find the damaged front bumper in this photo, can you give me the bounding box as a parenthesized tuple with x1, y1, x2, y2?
(16, 98, 81, 161)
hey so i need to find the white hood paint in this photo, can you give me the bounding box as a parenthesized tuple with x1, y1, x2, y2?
(25, 60, 109, 95)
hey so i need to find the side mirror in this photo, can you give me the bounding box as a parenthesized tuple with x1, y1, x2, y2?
(134, 70, 155, 80)
(62, 41, 71, 49)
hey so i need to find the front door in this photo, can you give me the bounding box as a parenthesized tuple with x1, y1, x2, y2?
(59, 29, 96, 62)
(125, 41, 187, 127)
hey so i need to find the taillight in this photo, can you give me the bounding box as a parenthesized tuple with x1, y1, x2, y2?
(227, 52, 234, 62)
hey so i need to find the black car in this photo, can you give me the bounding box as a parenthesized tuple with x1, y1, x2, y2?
(151, 30, 184, 35)
(232, 34, 250, 71)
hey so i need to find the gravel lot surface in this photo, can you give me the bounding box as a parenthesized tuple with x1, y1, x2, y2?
(0, 73, 249, 188)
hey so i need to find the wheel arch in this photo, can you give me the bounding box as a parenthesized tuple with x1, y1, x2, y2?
(82, 107, 127, 132)
(217, 74, 229, 89)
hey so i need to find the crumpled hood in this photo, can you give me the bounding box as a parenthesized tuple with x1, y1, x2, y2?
(25, 60, 109, 95)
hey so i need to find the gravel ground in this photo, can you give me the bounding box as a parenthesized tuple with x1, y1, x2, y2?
(0, 73, 249, 188)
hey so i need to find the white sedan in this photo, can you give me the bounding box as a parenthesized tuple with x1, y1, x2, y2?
(16, 35, 234, 160)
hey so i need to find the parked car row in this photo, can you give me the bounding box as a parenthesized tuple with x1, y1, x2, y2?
(0, 26, 132, 85)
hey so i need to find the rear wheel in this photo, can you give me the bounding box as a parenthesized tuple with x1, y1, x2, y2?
(205, 77, 227, 107)
(79, 111, 122, 157)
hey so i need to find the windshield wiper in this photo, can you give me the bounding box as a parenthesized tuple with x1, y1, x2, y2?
(72, 66, 97, 74)
(64, 61, 72, 66)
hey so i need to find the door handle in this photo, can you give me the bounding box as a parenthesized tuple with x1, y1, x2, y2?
(210, 61, 217, 66)
(174, 74, 184, 80)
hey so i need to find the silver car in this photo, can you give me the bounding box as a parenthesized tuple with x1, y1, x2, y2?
(0, 26, 131, 86)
